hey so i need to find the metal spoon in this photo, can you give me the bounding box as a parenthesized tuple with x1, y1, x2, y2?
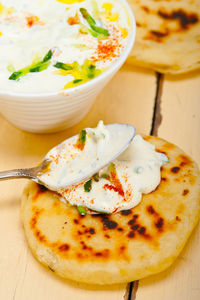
(0, 123, 136, 189)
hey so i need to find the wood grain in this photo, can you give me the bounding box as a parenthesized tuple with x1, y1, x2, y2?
(0, 65, 156, 300)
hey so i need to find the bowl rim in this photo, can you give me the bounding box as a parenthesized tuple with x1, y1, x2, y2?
(0, 0, 136, 99)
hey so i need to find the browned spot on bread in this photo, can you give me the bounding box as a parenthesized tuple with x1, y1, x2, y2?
(117, 227, 124, 232)
(141, 6, 150, 13)
(144, 30, 169, 42)
(120, 245, 126, 251)
(58, 244, 70, 251)
(147, 205, 165, 233)
(121, 209, 132, 216)
(30, 207, 43, 229)
(176, 216, 181, 221)
(48, 266, 55, 272)
(104, 234, 110, 239)
(73, 219, 79, 224)
(171, 166, 180, 173)
(147, 205, 156, 215)
(178, 154, 193, 167)
(127, 231, 135, 238)
(155, 217, 164, 232)
(156, 149, 167, 156)
(158, 9, 199, 30)
(182, 189, 189, 196)
(88, 228, 95, 234)
(32, 185, 47, 202)
(102, 217, 118, 229)
(95, 249, 110, 258)
(127, 214, 152, 240)
(128, 219, 135, 225)
(131, 225, 139, 230)
(138, 227, 146, 234)
(35, 230, 46, 242)
(161, 177, 167, 182)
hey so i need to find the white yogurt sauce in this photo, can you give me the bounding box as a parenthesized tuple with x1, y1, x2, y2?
(0, 0, 130, 93)
(38, 121, 168, 214)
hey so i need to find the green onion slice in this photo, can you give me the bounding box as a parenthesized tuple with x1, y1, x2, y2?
(9, 49, 53, 81)
(84, 179, 92, 192)
(54, 62, 73, 70)
(77, 206, 87, 215)
(80, 7, 109, 37)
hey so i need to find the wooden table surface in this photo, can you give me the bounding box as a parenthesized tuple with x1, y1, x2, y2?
(0, 64, 199, 300)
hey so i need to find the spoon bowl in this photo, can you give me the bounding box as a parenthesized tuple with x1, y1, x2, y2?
(0, 123, 136, 190)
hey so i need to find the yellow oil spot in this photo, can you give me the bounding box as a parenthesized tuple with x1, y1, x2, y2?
(56, 0, 84, 4)
(55, 60, 102, 89)
(5, 7, 14, 14)
(119, 26, 128, 38)
(0, 32, 2, 36)
(0, 3, 15, 15)
(102, 3, 119, 22)
(0, 3, 4, 14)
(102, 3, 113, 11)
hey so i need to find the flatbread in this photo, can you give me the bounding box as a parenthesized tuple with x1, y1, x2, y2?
(127, 0, 200, 74)
(21, 136, 200, 285)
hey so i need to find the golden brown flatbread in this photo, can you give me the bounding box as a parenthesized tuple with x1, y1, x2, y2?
(127, 0, 200, 74)
(21, 136, 200, 284)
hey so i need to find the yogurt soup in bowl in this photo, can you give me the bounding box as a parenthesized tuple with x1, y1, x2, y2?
(0, 0, 135, 133)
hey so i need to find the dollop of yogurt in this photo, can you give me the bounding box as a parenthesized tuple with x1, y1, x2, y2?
(58, 134, 169, 213)
(38, 121, 135, 190)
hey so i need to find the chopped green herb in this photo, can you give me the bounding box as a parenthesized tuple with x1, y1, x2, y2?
(77, 206, 87, 215)
(80, 7, 109, 37)
(108, 162, 116, 173)
(87, 64, 96, 78)
(75, 129, 87, 150)
(54, 62, 73, 71)
(43, 49, 53, 62)
(73, 79, 83, 84)
(9, 49, 53, 81)
(84, 179, 92, 192)
(9, 71, 24, 80)
(80, 8, 96, 25)
(135, 166, 143, 174)
(88, 28, 98, 37)
(29, 61, 50, 72)
(92, 173, 99, 182)
(80, 129, 87, 144)
(91, 25, 109, 36)
(101, 173, 110, 180)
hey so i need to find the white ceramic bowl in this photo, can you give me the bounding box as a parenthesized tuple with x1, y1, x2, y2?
(0, 0, 136, 133)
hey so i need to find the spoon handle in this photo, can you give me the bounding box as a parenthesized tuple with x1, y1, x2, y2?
(0, 168, 36, 180)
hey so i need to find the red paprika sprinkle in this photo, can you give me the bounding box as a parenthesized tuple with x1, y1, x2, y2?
(91, 25, 122, 63)
(104, 183, 124, 197)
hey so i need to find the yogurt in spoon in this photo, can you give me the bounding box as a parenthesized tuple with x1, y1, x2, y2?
(38, 121, 136, 190)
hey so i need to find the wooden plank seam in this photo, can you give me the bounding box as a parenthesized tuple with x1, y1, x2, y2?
(125, 72, 164, 300)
